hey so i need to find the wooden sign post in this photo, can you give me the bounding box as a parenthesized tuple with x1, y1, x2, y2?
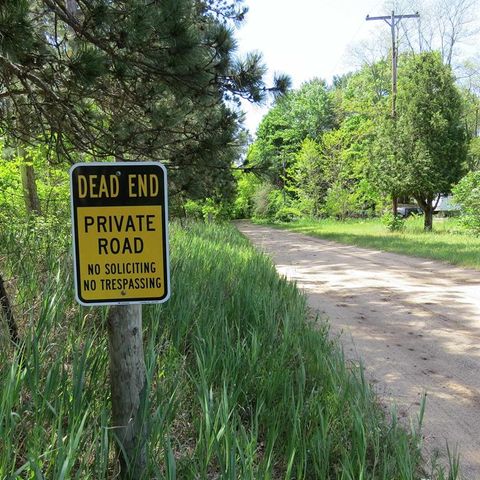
(70, 162, 170, 478)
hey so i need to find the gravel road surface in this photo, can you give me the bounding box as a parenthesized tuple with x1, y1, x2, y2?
(236, 221, 480, 480)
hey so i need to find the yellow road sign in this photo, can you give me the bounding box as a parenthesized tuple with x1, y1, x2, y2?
(70, 162, 170, 305)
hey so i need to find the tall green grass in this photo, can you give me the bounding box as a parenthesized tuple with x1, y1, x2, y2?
(0, 218, 455, 478)
(270, 216, 480, 270)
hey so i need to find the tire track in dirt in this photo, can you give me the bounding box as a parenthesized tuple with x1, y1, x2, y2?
(236, 221, 480, 480)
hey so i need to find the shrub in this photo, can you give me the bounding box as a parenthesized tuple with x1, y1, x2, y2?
(452, 171, 480, 235)
(252, 183, 284, 220)
(232, 171, 261, 219)
(274, 205, 302, 223)
(323, 183, 356, 220)
(382, 212, 406, 232)
(183, 199, 204, 220)
(183, 198, 232, 222)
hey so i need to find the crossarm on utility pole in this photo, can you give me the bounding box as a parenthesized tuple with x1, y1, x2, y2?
(366, 13, 419, 23)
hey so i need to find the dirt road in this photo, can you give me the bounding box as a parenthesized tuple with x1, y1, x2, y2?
(236, 222, 480, 480)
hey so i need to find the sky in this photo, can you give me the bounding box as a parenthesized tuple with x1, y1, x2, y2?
(235, 0, 399, 134)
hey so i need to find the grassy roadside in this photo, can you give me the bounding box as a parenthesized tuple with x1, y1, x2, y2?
(266, 216, 480, 270)
(0, 219, 453, 478)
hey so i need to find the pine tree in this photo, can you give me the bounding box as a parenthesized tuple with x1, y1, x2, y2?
(0, 0, 285, 198)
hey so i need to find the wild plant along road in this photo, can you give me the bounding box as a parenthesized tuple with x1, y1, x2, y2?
(236, 222, 480, 480)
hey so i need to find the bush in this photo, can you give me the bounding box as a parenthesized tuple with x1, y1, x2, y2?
(452, 171, 480, 235)
(323, 183, 356, 220)
(183, 199, 204, 220)
(183, 198, 232, 222)
(274, 205, 302, 223)
(252, 183, 284, 220)
(382, 212, 406, 232)
(232, 171, 261, 219)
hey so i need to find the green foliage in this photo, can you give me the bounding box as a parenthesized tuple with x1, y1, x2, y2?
(241, 53, 475, 227)
(0, 142, 70, 223)
(289, 138, 327, 216)
(377, 52, 466, 221)
(287, 78, 336, 140)
(273, 205, 302, 223)
(247, 79, 335, 185)
(320, 113, 380, 216)
(460, 87, 480, 171)
(232, 170, 262, 218)
(251, 183, 284, 220)
(70, 47, 108, 86)
(397, 53, 466, 195)
(0, 0, 283, 201)
(200, 197, 232, 222)
(0, 217, 437, 478)
(0, 0, 35, 63)
(243, 63, 389, 221)
(183, 198, 204, 220)
(340, 60, 390, 115)
(323, 182, 357, 220)
(373, 52, 467, 230)
(467, 137, 480, 171)
(0, 150, 23, 217)
(382, 212, 406, 232)
(183, 197, 232, 222)
(452, 171, 480, 234)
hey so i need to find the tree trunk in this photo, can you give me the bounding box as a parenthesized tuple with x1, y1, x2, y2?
(415, 196, 434, 232)
(392, 195, 398, 217)
(0, 272, 19, 345)
(107, 304, 147, 479)
(423, 204, 434, 231)
(20, 161, 42, 216)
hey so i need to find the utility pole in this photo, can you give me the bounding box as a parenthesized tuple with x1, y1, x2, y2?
(366, 11, 419, 119)
(366, 11, 419, 215)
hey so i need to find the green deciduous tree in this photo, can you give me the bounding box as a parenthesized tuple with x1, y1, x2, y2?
(297, 64, 388, 218)
(468, 137, 480, 171)
(374, 52, 467, 230)
(460, 86, 480, 171)
(290, 138, 326, 216)
(232, 170, 262, 218)
(246, 79, 335, 185)
(243, 65, 391, 220)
